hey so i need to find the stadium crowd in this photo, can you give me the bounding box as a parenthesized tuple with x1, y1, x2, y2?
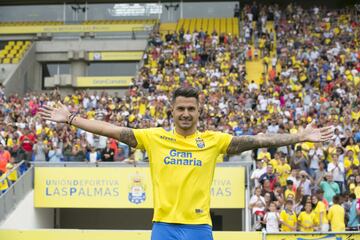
(0, 2, 359, 232)
(244, 3, 360, 232)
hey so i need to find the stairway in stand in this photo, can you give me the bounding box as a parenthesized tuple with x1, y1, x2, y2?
(245, 21, 278, 85)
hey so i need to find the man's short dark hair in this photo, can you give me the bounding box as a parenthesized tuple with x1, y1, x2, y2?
(172, 87, 199, 102)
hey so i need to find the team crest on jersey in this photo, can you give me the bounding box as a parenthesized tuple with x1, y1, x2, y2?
(128, 172, 146, 204)
(195, 137, 205, 148)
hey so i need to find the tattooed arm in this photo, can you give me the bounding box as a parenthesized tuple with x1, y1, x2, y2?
(71, 117, 137, 147)
(227, 133, 305, 154)
(227, 122, 334, 155)
(39, 103, 138, 147)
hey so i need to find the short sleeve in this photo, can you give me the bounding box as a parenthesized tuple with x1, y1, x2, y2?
(217, 132, 233, 154)
(132, 128, 151, 150)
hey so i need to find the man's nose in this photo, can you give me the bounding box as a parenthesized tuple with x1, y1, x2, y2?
(182, 109, 190, 116)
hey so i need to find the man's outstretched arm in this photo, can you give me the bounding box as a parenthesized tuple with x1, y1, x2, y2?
(39, 102, 138, 148)
(226, 122, 334, 155)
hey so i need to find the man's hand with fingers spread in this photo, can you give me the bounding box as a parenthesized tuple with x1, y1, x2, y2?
(39, 102, 70, 124)
(299, 120, 334, 143)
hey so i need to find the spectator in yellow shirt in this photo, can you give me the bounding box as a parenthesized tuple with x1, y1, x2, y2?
(298, 202, 316, 232)
(311, 195, 329, 232)
(344, 150, 359, 178)
(257, 148, 271, 162)
(354, 175, 360, 199)
(269, 151, 282, 169)
(276, 154, 291, 187)
(285, 180, 296, 200)
(280, 200, 297, 232)
(327, 195, 345, 231)
(6, 162, 17, 184)
(0, 171, 8, 193)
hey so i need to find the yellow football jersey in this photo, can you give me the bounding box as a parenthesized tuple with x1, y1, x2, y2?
(280, 209, 297, 232)
(313, 200, 328, 225)
(298, 211, 315, 232)
(328, 204, 345, 231)
(133, 128, 232, 225)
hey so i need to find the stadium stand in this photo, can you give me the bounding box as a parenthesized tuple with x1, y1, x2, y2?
(242, 3, 360, 232)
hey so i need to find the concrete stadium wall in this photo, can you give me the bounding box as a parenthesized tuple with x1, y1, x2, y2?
(57, 208, 243, 231)
(0, 191, 54, 229)
(36, 39, 147, 53)
(3, 39, 147, 95)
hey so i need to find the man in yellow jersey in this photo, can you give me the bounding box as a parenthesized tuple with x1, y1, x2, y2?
(328, 195, 346, 231)
(311, 195, 329, 231)
(40, 87, 334, 240)
(280, 200, 297, 231)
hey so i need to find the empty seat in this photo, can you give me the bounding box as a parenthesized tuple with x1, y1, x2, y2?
(12, 58, 20, 64)
(7, 53, 15, 58)
(2, 58, 11, 64)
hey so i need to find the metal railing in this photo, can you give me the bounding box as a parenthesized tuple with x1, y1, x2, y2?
(0, 161, 33, 223)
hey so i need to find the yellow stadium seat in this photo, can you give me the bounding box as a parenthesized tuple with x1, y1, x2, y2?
(226, 18, 232, 35)
(8, 41, 15, 46)
(233, 18, 239, 36)
(4, 45, 12, 51)
(220, 18, 226, 34)
(208, 18, 214, 34)
(176, 18, 184, 32)
(0, 50, 6, 58)
(2, 58, 10, 64)
(9, 49, 17, 55)
(16, 41, 23, 46)
(160, 23, 177, 33)
(12, 58, 19, 64)
(214, 19, 220, 34)
(202, 18, 208, 33)
(195, 18, 202, 32)
(184, 19, 191, 33)
(7, 53, 15, 58)
(189, 18, 196, 33)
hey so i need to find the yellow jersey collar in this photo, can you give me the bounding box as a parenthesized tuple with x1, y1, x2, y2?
(172, 128, 199, 139)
